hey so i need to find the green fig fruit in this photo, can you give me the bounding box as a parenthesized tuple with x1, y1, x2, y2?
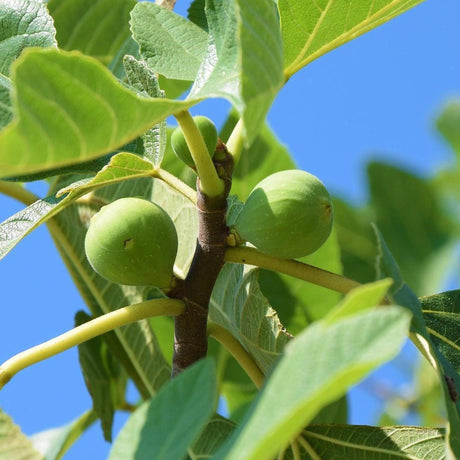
(171, 115, 218, 168)
(233, 170, 333, 259)
(84, 197, 178, 289)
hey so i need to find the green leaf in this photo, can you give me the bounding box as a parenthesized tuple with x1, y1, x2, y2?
(0, 48, 194, 179)
(210, 263, 292, 374)
(130, 2, 208, 80)
(374, 227, 460, 457)
(437, 101, 460, 156)
(280, 0, 425, 78)
(215, 306, 411, 460)
(220, 114, 296, 201)
(0, 408, 42, 460)
(123, 56, 167, 166)
(75, 312, 125, 443)
(422, 290, 460, 378)
(333, 197, 377, 283)
(0, 0, 56, 75)
(301, 425, 445, 459)
(368, 161, 454, 296)
(190, 0, 284, 145)
(31, 411, 97, 460)
(187, 415, 236, 459)
(47, 0, 135, 64)
(325, 278, 392, 324)
(188, 0, 208, 32)
(109, 359, 217, 460)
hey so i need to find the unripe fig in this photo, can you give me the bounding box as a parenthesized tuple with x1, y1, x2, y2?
(171, 116, 218, 168)
(84, 197, 178, 289)
(233, 170, 333, 259)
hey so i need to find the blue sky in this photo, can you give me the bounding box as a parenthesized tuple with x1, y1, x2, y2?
(0, 0, 459, 458)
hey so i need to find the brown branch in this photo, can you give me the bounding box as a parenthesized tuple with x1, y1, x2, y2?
(170, 145, 233, 376)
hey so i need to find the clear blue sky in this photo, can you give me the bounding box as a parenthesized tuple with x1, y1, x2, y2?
(0, 0, 459, 458)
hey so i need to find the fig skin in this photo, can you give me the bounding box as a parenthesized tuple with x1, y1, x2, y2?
(233, 170, 333, 259)
(84, 197, 178, 289)
(171, 115, 218, 168)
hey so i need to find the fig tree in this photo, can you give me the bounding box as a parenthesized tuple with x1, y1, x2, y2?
(233, 170, 333, 259)
(84, 197, 178, 289)
(171, 115, 218, 168)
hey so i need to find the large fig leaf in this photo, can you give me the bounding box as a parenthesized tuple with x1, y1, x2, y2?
(0, 49, 194, 178)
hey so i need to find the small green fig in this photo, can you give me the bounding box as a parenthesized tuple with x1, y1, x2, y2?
(233, 170, 333, 259)
(171, 116, 218, 168)
(84, 197, 178, 289)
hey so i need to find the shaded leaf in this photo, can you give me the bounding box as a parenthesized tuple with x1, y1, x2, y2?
(437, 101, 460, 156)
(215, 306, 411, 460)
(0, 408, 42, 460)
(190, 0, 284, 145)
(130, 2, 208, 80)
(422, 290, 460, 378)
(109, 359, 216, 460)
(210, 263, 292, 374)
(47, 0, 135, 64)
(0, 48, 194, 178)
(374, 227, 460, 457)
(280, 0, 425, 78)
(301, 425, 445, 459)
(75, 312, 124, 442)
(368, 161, 454, 296)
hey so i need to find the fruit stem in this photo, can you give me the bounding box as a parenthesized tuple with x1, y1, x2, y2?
(174, 110, 225, 197)
(226, 119, 245, 167)
(225, 246, 361, 294)
(0, 298, 185, 390)
(0, 181, 39, 206)
(208, 321, 264, 389)
(153, 168, 197, 204)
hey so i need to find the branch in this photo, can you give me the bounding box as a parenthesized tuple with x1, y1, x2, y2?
(225, 246, 361, 294)
(0, 298, 185, 389)
(208, 321, 264, 389)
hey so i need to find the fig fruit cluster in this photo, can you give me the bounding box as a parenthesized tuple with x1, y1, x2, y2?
(84, 197, 178, 289)
(233, 170, 333, 259)
(171, 116, 218, 168)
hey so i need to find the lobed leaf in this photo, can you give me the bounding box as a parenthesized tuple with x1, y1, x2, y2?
(47, 0, 135, 64)
(215, 306, 411, 460)
(0, 48, 194, 179)
(280, 0, 426, 78)
(109, 359, 217, 460)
